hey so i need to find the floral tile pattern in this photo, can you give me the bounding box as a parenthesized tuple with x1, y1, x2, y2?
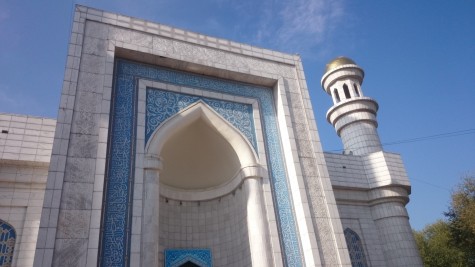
(146, 88, 257, 151)
(101, 59, 302, 266)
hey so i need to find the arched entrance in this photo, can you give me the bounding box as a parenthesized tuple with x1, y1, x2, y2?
(141, 101, 272, 266)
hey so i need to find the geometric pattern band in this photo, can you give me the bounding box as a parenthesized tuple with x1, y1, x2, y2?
(101, 59, 303, 266)
(164, 249, 212, 267)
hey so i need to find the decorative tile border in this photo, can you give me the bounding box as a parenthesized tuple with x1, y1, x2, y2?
(146, 88, 257, 151)
(164, 249, 212, 267)
(102, 59, 302, 266)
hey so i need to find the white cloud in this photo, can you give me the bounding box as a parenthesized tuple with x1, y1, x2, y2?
(242, 0, 345, 55)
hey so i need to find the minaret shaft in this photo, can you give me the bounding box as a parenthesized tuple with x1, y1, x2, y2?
(321, 57, 382, 155)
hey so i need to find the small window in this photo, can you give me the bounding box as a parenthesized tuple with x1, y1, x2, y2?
(343, 84, 351, 99)
(353, 83, 360, 97)
(0, 220, 16, 266)
(333, 89, 340, 103)
(344, 228, 369, 267)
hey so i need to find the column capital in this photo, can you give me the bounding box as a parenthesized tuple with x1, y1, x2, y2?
(144, 154, 163, 171)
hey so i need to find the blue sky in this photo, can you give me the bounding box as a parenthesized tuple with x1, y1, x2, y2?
(0, 0, 474, 230)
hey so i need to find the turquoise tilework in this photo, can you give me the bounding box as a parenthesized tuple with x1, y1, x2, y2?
(146, 88, 257, 151)
(101, 59, 302, 266)
(165, 249, 212, 267)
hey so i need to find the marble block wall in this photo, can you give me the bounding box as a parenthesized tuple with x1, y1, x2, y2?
(34, 4, 351, 267)
(158, 188, 251, 266)
(0, 113, 55, 267)
(325, 151, 423, 267)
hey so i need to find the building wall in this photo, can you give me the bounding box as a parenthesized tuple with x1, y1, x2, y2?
(33, 5, 352, 267)
(0, 114, 55, 267)
(158, 189, 251, 266)
(0, 5, 423, 267)
(325, 151, 423, 267)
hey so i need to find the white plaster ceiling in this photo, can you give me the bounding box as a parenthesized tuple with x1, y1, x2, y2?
(160, 119, 241, 190)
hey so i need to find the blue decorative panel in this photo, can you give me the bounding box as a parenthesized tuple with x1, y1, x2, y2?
(165, 249, 212, 267)
(344, 228, 368, 267)
(0, 220, 16, 266)
(146, 89, 257, 151)
(101, 59, 303, 267)
(100, 72, 137, 266)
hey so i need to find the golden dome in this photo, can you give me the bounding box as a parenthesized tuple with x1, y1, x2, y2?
(325, 56, 357, 73)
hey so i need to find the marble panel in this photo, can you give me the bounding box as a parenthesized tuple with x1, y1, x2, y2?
(68, 134, 98, 158)
(53, 239, 88, 267)
(109, 27, 153, 47)
(84, 21, 109, 40)
(83, 37, 107, 57)
(79, 54, 105, 75)
(70, 111, 99, 135)
(77, 72, 104, 93)
(57, 210, 91, 239)
(74, 91, 102, 113)
(59, 182, 93, 210)
(64, 157, 96, 183)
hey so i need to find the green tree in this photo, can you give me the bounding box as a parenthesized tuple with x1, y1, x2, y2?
(414, 220, 465, 267)
(445, 175, 475, 266)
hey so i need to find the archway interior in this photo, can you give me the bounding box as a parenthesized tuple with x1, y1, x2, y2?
(156, 112, 253, 266)
(160, 119, 241, 190)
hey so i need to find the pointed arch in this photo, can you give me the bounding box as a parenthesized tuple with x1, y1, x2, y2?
(146, 100, 259, 169)
(0, 219, 16, 266)
(344, 228, 369, 267)
(145, 101, 262, 201)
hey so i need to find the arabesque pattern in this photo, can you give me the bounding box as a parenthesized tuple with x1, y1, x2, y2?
(146, 89, 257, 150)
(101, 59, 302, 266)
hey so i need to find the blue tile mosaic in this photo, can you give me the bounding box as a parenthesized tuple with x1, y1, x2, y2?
(344, 228, 368, 267)
(0, 220, 16, 266)
(146, 89, 257, 151)
(101, 59, 303, 267)
(164, 249, 212, 267)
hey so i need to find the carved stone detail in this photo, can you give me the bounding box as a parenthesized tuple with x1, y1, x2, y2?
(64, 157, 96, 183)
(53, 238, 88, 267)
(57, 210, 91, 239)
(71, 111, 99, 135)
(68, 134, 98, 158)
(60, 182, 93, 210)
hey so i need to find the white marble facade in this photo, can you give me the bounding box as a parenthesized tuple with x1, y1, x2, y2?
(0, 114, 55, 267)
(0, 5, 423, 267)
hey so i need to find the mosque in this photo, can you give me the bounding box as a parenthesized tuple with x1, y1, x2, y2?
(0, 5, 423, 267)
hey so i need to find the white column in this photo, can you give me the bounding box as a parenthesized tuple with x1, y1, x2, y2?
(142, 154, 162, 266)
(245, 178, 272, 267)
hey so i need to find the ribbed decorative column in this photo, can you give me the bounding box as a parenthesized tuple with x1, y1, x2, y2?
(142, 154, 162, 266)
(244, 177, 272, 267)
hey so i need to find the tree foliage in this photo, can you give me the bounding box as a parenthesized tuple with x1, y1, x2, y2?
(445, 175, 475, 266)
(414, 175, 475, 267)
(414, 220, 465, 267)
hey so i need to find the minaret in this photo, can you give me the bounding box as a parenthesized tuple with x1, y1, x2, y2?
(321, 57, 382, 155)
